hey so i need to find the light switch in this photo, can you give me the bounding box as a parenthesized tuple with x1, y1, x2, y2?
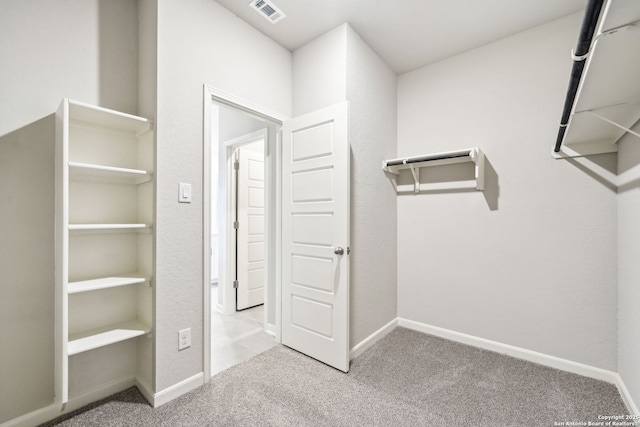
(179, 183, 192, 203)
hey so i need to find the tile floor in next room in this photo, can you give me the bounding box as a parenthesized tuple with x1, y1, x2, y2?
(211, 284, 278, 376)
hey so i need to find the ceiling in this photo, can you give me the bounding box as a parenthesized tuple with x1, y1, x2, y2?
(215, 0, 587, 74)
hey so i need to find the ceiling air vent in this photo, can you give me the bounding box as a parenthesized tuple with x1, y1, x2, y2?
(250, 0, 286, 24)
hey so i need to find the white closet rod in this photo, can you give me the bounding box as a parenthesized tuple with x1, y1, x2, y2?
(383, 149, 473, 170)
(383, 147, 484, 193)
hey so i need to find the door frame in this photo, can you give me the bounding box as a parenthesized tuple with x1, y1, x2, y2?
(203, 85, 286, 381)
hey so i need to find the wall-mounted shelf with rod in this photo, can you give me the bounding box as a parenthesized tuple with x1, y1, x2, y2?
(383, 147, 485, 193)
(553, 0, 640, 158)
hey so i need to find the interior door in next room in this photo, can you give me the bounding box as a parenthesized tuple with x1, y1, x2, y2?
(235, 146, 265, 311)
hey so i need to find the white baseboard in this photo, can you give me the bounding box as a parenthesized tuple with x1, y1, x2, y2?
(214, 303, 224, 314)
(0, 402, 61, 427)
(350, 318, 398, 360)
(1, 376, 135, 427)
(398, 318, 619, 384)
(65, 376, 137, 413)
(614, 373, 640, 415)
(0, 402, 62, 427)
(264, 322, 277, 337)
(152, 372, 204, 407)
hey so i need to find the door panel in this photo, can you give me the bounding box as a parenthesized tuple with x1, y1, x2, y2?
(292, 214, 333, 246)
(291, 255, 333, 292)
(281, 102, 350, 372)
(236, 148, 265, 310)
(292, 168, 334, 202)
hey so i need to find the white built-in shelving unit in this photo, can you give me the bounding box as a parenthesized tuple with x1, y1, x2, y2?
(55, 99, 154, 407)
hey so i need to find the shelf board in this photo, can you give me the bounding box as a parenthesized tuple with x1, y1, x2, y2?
(69, 223, 152, 232)
(69, 162, 153, 184)
(68, 320, 150, 355)
(68, 275, 150, 294)
(68, 99, 152, 135)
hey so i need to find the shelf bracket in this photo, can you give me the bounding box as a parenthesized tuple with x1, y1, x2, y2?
(410, 166, 420, 193)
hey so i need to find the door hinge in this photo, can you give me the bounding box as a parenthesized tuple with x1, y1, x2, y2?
(233, 221, 239, 229)
(234, 161, 239, 170)
(233, 280, 239, 289)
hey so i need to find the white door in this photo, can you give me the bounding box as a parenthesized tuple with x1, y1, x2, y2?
(281, 102, 350, 372)
(236, 147, 265, 310)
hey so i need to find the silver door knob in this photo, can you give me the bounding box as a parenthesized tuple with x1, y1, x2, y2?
(334, 247, 344, 255)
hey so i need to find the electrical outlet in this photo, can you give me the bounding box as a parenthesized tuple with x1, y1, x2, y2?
(178, 328, 191, 351)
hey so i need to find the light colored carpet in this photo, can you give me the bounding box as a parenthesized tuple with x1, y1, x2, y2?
(42, 327, 627, 426)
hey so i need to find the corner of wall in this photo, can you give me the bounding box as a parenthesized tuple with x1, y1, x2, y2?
(617, 123, 640, 415)
(292, 24, 348, 116)
(344, 24, 398, 347)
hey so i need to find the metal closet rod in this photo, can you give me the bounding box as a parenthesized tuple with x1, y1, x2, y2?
(554, 0, 606, 153)
(384, 150, 472, 167)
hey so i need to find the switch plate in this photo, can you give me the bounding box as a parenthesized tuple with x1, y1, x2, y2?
(178, 183, 192, 203)
(178, 328, 191, 350)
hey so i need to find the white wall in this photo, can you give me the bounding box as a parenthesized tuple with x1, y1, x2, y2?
(0, 116, 55, 423)
(0, 1, 139, 423)
(0, 0, 138, 136)
(618, 122, 640, 411)
(345, 27, 398, 346)
(292, 25, 347, 117)
(293, 24, 398, 349)
(155, 0, 291, 392)
(397, 13, 618, 370)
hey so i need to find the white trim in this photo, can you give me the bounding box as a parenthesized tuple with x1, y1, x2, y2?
(63, 376, 136, 413)
(615, 374, 640, 415)
(0, 403, 60, 427)
(265, 321, 277, 337)
(152, 372, 204, 408)
(203, 87, 212, 383)
(205, 86, 287, 124)
(274, 127, 282, 343)
(214, 302, 225, 314)
(398, 318, 619, 384)
(1, 376, 136, 427)
(350, 318, 398, 360)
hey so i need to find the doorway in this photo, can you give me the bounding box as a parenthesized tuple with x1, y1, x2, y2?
(203, 86, 351, 380)
(203, 87, 284, 378)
